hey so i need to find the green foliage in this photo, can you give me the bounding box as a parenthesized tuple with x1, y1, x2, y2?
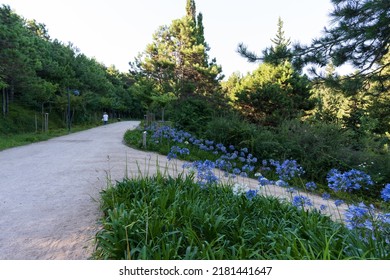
(0, 4, 143, 134)
(0, 121, 98, 151)
(294, 0, 390, 90)
(274, 120, 356, 180)
(124, 118, 390, 203)
(231, 18, 315, 126)
(166, 97, 215, 135)
(130, 0, 223, 111)
(256, 119, 390, 192)
(262, 17, 293, 66)
(308, 61, 390, 137)
(204, 114, 257, 149)
(94, 174, 389, 260)
(233, 62, 313, 126)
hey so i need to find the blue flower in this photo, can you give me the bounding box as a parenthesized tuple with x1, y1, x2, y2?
(199, 144, 209, 151)
(276, 180, 288, 187)
(334, 200, 344, 207)
(381, 184, 390, 202)
(238, 157, 246, 162)
(271, 159, 305, 181)
(327, 168, 373, 192)
(377, 213, 390, 225)
(233, 168, 241, 175)
(344, 202, 373, 230)
(229, 153, 238, 160)
(286, 187, 296, 194)
(246, 189, 258, 200)
(305, 181, 317, 191)
(186, 160, 218, 186)
(320, 205, 327, 211)
(216, 143, 227, 153)
(167, 146, 190, 160)
(258, 176, 270, 186)
(292, 195, 313, 208)
(167, 152, 177, 160)
(322, 193, 331, 200)
(242, 164, 254, 172)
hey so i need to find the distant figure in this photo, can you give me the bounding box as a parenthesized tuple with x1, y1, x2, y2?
(102, 112, 108, 125)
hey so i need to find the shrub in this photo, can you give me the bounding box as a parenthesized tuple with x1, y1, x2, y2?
(166, 97, 214, 135)
(204, 114, 257, 150)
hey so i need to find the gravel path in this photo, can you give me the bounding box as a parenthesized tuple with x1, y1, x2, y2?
(0, 121, 151, 259)
(0, 121, 347, 260)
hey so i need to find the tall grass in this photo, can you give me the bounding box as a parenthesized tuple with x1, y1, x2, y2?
(94, 173, 389, 260)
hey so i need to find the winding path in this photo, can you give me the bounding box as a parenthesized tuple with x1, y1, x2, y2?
(0, 121, 148, 259)
(0, 121, 347, 259)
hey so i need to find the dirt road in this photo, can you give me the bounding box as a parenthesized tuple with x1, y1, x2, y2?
(0, 121, 151, 259)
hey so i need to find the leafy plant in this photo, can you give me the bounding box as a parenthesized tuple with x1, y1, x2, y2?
(94, 173, 390, 260)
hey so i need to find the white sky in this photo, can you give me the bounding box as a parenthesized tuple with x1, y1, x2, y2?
(2, 0, 334, 78)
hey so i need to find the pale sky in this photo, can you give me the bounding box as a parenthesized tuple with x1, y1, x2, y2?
(2, 0, 334, 78)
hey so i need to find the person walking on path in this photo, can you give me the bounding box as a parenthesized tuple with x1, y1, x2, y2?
(102, 112, 108, 125)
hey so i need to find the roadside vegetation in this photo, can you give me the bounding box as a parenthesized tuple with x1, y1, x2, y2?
(94, 0, 389, 260)
(2, 0, 389, 259)
(94, 173, 389, 260)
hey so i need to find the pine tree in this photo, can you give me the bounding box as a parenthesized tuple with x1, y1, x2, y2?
(132, 0, 222, 98)
(294, 0, 389, 90)
(237, 17, 294, 67)
(186, 0, 196, 21)
(263, 17, 292, 66)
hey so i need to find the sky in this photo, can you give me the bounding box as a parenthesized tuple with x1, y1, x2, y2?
(2, 0, 334, 78)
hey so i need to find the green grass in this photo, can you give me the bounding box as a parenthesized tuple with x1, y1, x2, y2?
(0, 123, 101, 151)
(93, 173, 389, 260)
(0, 102, 119, 150)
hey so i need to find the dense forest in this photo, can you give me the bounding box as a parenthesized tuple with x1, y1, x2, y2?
(1, 0, 390, 190)
(0, 4, 144, 134)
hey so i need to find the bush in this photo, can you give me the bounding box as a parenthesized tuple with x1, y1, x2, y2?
(275, 120, 356, 180)
(166, 97, 214, 135)
(204, 114, 257, 150)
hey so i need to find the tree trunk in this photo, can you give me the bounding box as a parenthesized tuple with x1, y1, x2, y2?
(10, 84, 14, 102)
(2, 88, 5, 117)
(2, 87, 9, 117)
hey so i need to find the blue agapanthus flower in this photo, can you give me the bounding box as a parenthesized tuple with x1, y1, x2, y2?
(327, 168, 373, 192)
(381, 184, 390, 202)
(246, 189, 258, 200)
(334, 200, 345, 207)
(184, 160, 218, 186)
(271, 159, 305, 181)
(167, 146, 190, 160)
(276, 180, 288, 187)
(344, 202, 374, 230)
(292, 195, 313, 208)
(258, 176, 271, 186)
(322, 192, 331, 201)
(305, 181, 317, 191)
